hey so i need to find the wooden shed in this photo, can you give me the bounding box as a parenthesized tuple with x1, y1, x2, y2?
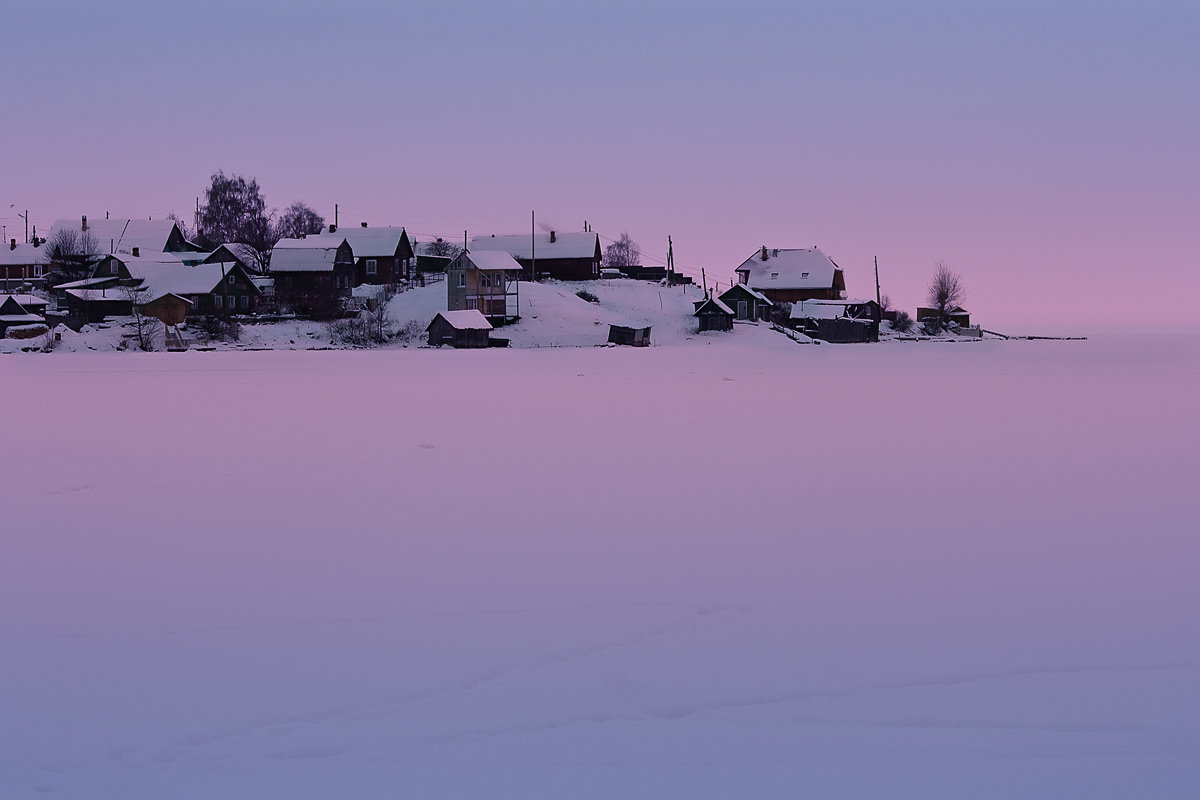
(426, 310, 493, 348)
(139, 293, 193, 326)
(694, 297, 735, 332)
(607, 324, 652, 346)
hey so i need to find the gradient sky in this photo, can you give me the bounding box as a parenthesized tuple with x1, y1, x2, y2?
(3, 0, 1196, 333)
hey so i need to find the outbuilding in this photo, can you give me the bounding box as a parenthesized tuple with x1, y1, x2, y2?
(607, 324, 652, 346)
(426, 310, 493, 348)
(717, 283, 772, 321)
(694, 297, 735, 332)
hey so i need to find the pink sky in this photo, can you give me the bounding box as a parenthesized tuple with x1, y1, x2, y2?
(3, 0, 1196, 333)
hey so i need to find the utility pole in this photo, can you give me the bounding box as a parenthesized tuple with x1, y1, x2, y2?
(701, 268, 707, 298)
(874, 256, 881, 307)
(334, 204, 338, 230)
(18, 209, 29, 243)
(667, 236, 674, 284)
(531, 210, 536, 282)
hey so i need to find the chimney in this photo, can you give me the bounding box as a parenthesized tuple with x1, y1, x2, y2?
(329, 224, 337, 234)
(9, 239, 15, 250)
(761, 246, 768, 261)
(361, 222, 367, 228)
(82, 215, 88, 232)
(132, 246, 140, 258)
(550, 230, 557, 244)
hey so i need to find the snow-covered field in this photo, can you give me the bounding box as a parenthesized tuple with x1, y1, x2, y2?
(2, 335, 1196, 798)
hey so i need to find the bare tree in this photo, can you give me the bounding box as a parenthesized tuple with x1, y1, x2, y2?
(197, 171, 275, 253)
(42, 227, 100, 285)
(926, 260, 966, 330)
(602, 231, 640, 268)
(167, 212, 192, 242)
(122, 284, 160, 351)
(423, 238, 462, 258)
(274, 202, 325, 240)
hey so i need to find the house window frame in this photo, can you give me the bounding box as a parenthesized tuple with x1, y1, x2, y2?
(456, 272, 466, 288)
(214, 295, 223, 309)
(365, 258, 377, 276)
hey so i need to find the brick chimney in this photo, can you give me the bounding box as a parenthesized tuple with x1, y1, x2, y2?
(329, 224, 337, 234)
(132, 246, 140, 257)
(82, 215, 88, 232)
(9, 239, 15, 250)
(549, 230, 557, 244)
(761, 246, 768, 261)
(361, 222, 367, 228)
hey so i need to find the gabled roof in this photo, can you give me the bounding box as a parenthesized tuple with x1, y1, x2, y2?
(269, 246, 346, 272)
(276, 226, 408, 259)
(735, 247, 841, 291)
(49, 218, 184, 256)
(718, 283, 772, 305)
(0, 243, 46, 266)
(694, 297, 735, 316)
(457, 249, 523, 272)
(0, 294, 48, 308)
(429, 310, 492, 331)
(135, 261, 257, 302)
(470, 232, 599, 261)
(204, 243, 260, 268)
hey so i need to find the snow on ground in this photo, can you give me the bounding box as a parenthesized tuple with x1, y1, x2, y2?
(388, 278, 712, 347)
(1, 336, 1197, 799)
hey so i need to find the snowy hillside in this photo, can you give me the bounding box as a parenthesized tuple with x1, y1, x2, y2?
(388, 278, 712, 347)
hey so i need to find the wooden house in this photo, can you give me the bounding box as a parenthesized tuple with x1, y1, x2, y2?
(203, 243, 263, 274)
(470, 231, 602, 281)
(1, 240, 47, 290)
(426, 310, 493, 348)
(446, 249, 522, 325)
(607, 324, 652, 346)
(734, 246, 846, 304)
(717, 283, 773, 321)
(694, 297, 735, 332)
(269, 239, 355, 317)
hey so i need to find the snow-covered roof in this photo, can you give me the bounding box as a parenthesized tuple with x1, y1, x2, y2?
(1, 294, 48, 308)
(790, 299, 854, 320)
(719, 283, 772, 304)
(735, 247, 840, 291)
(135, 262, 248, 302)
(695, 297, 735, 316)
(205, 243, 259, 267)
(0, 313, 45, 324)
(269, 246, 345, 272)
(0, 243, 46, 266)
(49, 218, 183, 256)
(352, 284, 387, 300)
(470, 232, 599, 261)
(277, 226, 407, 259)
(461, 250, 523, 272)
(431, 310, 492, 331)
(54, 276, 118, 290)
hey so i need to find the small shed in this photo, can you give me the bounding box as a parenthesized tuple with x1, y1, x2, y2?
(694, 297, 735, 332)
(917, 305, 970, 328)
(0, 296, 46, 336)
(717, 283, 772, 321)
(607, 324, 652, 346)
(139, 293, 193, 326)
(426, 310, 493, 348)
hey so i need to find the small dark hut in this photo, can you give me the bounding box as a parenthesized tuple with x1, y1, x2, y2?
(694, 297, 735, 332)
(607, 324, 652, 346)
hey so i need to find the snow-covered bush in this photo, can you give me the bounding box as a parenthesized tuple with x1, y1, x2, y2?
(575, 289, 599, 304)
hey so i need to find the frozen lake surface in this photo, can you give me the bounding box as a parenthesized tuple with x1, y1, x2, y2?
(2, 334, 1197, 798)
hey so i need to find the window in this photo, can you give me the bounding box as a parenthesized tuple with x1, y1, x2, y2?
(801, 272, 809, 279)
(228, 275, 236, 284)
(214, 295, 223, 309)
(481, 273, 491, 288)
(456, 272, 466, 288)
(241, 295, 249, 309)
(466, 298, 477, 309)
(771, 272, 779, 279)
(366, 259, 377, 275)
(33, 265, 43, 278)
